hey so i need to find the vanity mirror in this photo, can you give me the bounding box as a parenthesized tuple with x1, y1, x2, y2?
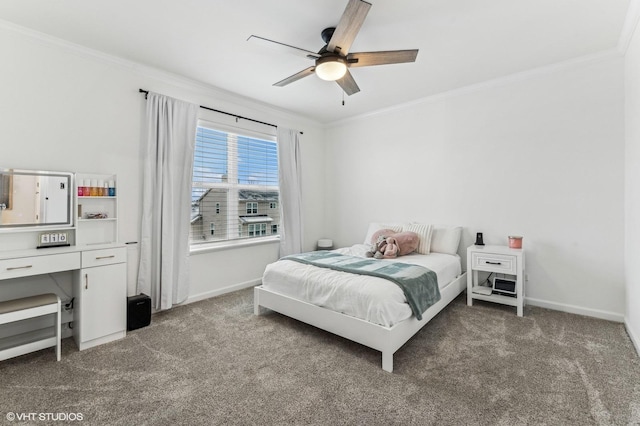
(0, 168, 74, 230)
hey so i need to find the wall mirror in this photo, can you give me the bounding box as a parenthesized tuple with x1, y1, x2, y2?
(0, 168, 74, 230)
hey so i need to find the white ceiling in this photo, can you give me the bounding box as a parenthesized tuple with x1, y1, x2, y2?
(0, 0, 631, 124)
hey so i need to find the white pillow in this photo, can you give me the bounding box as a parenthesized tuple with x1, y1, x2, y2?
(402, 223, 433, 254)
(430, 225, 463, 255)
(363, 222, 405, 244)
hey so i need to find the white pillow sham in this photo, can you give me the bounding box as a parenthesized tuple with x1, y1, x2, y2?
(430, 225, 463, 255)
(363, 222, 405, 244)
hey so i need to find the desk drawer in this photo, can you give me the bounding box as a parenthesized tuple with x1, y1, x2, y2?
(0, 252, 81, 280)
(472, 252, 517, 274)
(81, 247, 126, 268)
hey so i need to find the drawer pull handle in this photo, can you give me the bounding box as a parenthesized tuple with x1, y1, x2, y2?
(486, 261, 502, 265)
(6, 265, 33, 271)
(85, 273, 88, 290)
(95, 255, 115, 260)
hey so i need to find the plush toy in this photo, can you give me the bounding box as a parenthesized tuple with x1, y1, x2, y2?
(375, 236, 399, 259)
(365, 230, 419, 259)
(393, 232, 420, 255)
(365, 234, 386, 258)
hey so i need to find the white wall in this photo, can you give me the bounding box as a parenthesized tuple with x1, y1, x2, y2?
(0, 20, 630, 324)
(325, 55, 625, 320)
(0, 23, 326, 301)
(625, 10, 640, 351)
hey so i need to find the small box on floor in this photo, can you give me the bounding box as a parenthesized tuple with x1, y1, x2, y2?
(127, 293, 151, 331)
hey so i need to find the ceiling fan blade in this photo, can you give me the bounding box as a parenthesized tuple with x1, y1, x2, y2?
(336, 70, 360, 96)
(327, 0, 372, 55)
(347, 50, 419, 67)
(247, 35, 320, 60)
(273, 66, 316, 87)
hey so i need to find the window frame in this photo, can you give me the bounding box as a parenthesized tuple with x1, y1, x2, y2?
(190, 120, 279, 248)
(246, 202, 258, 215)
(248, 223, 267, 237)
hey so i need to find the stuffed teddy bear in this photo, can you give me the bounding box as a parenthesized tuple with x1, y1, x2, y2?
(365, 229, 420, 259)
(376, 236, 399, 259)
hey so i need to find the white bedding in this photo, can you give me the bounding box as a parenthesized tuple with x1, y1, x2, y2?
(261, 244, 462, 327)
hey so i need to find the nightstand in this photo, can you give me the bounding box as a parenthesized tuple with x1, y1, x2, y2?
(466, 245, 525, 316)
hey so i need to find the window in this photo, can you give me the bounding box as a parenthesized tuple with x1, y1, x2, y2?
(269, 202, 278, 209)
(248, 223, 267, 237)
(271, 224, 278, 234)
(246, 202, 258, 215)
(190, 123, 279, 245)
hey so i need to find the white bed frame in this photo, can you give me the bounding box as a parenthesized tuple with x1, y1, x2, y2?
(254, 272, 467, 373)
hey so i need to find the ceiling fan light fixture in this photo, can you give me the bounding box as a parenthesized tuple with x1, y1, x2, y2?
(315, 56, 347, 81)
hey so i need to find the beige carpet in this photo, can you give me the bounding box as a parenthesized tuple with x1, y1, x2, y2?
(1, 288, 639, 425)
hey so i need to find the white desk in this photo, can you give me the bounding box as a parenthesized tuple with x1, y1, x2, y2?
(0, 243, 127, 351)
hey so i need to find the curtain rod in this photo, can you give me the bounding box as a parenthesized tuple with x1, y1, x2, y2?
(139, 89, 302, 134)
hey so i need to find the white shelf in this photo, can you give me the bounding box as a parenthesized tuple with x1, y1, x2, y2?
(75, 173, 118, 246)
(78, 196, 117, 199)
(0, 328, 55, 352)
(469, 290, 519, 307)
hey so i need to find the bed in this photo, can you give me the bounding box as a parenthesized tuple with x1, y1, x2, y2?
(254, 224, 466, 372)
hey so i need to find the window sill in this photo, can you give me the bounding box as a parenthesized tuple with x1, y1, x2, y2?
(190, 236, 280, 255)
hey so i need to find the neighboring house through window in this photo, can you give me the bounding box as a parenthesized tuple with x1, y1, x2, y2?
(190, 123, 280, 245)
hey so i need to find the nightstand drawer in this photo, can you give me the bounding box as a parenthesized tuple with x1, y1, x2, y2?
(471, 252, 517, 274)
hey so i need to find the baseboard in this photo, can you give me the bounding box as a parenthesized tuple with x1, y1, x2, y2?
(184, 284, 627, 323)
(625, 318, 640, 357)
(525, 297, 624, 323)
(183, 279, 261, 305)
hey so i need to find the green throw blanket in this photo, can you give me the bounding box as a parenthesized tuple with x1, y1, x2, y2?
(281, 251, 441, 321)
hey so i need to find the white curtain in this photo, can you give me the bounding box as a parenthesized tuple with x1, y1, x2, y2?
(138, 92, 198, 310)
(277, 128, 304, 256)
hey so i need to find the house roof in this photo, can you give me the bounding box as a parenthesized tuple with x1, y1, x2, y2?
(196, 189, 278, 203)
(196, 188, 222, 203)
(239, 190, 278, 201)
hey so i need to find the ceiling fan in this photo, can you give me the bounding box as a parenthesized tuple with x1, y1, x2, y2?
(247, 0, 419, 96)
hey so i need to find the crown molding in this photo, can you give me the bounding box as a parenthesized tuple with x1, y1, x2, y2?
(618, 0, 640, 54)
(0, 18, 322, 130)
(0, 16, 625, 132)
(326, 49, 622, 128)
